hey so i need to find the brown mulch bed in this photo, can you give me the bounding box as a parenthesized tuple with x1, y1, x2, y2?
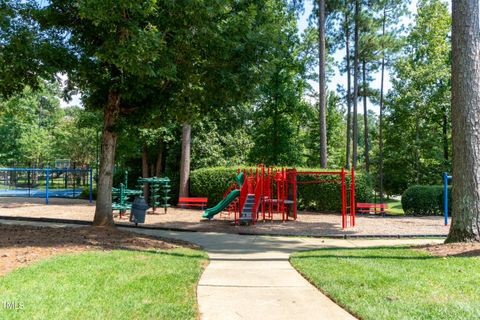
(0, 197, 451, 237)
(0, 224, 196, 276)
(416, 242, 480, 257)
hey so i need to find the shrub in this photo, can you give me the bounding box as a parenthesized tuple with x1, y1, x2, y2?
(80, 186, 97, 200)
(190, 167, 373, 212)
(401, 185, 451, 215)
(190, 167, 239, 207)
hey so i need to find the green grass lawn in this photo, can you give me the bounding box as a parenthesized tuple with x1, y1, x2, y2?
(291, 247, 480, 320)
(0, 249, 207, 320)
(385, 198, 404, 215)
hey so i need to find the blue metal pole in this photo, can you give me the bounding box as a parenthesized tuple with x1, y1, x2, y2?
(46, 167, 50, 205)
(89, 166, 93, 204)
(443, 172, 448, 226)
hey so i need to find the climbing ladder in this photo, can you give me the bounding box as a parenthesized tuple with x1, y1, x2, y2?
(240, 193, 255, 223)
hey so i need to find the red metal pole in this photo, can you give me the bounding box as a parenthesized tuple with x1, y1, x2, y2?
(269, 168, 273, 220)
(350, 167, 356, 227)
(293, 168, 297, 220)
(262, 166, 265, 220)
(341, 167, 346, 229)
(281, 167, 285, 219)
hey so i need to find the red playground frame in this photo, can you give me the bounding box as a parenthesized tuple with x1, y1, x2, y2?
(228, 165, 356, 228)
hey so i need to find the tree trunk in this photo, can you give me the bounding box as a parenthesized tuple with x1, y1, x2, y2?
(362, 57, 370, 173)
(447, 0, 480, 242)
(93, 90, 120, 227)
(179, 123, 191, 198)
(379, 5, 386, 205)
(345, 9, 352, 169)
(318, 0, 328, 168)
(142, 145, 149, 200)
(415, 113, 420, 184)
(443, 104, 449, 162)
(155, 143, 163, 177)
(352, 0, 360, 169)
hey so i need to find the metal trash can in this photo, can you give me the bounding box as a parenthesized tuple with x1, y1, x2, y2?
(130, 196, 149, 226)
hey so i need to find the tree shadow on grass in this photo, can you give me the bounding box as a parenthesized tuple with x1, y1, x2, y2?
(291, 246, 442, 261)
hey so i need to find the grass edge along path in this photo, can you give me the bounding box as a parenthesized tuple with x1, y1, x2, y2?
(0, 248, 207, 320)
(290, 246, 480, 320)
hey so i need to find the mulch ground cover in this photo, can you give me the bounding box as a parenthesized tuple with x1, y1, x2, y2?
(0, 224, 196, 276)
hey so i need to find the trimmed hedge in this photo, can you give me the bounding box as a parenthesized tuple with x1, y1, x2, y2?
(190, 167, 239, 207)
(401, 185, 451, 215)
(190, 167, 373, 212)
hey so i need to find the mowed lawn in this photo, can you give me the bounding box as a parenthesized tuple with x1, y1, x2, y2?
(385, 199, 404, 215)
(0, 249, 207, 320)
(291, 247, 480, 320)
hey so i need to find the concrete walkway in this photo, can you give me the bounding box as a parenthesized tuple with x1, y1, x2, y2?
(0, 219, 443, 320)
(130, 229, 442, 320)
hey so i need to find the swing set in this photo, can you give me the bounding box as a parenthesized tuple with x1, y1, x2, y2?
(295, 167, 356, 228)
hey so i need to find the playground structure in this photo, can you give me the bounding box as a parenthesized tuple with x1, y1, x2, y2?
(203, 165, 356, 228)
(137, 176, 171, 213)
(0, 166, 93, 204)
(112, 171, 171, 218)
(443, 172, 452, 226)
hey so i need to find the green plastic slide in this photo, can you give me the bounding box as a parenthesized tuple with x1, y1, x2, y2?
(202, 172, 244, 220)
(202, 189, 240, 219)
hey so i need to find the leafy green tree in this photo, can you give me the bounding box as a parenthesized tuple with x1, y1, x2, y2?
(35, 1, 270, 224)
(374, 0, 409, 204)
(53, 107, 99, 168)
(247, 3, 309, 166)
(304, 91, 346, 167)
(0, 81, 62, 166)
(383, 0, 451, 194)
(0, 1, 58, 98)
(18, 127, 54, 166)
(35, 0, 180, 225)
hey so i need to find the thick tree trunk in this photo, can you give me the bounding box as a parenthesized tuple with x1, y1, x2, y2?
(352, 0, 360, 169)
(179, 123, 191, 198)
(447, 0, 480, 242)
(379, 6, 386, 205)
(318, 0, 328, 168)
(142, 145, 149, 200)
(362, 57, 370, 173)
(93, 90, 120, 227)
(345, 10, 352, 169)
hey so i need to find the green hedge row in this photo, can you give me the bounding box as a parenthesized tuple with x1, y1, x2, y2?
(189, 167, 373, 212)
(401, 185, 451, 215)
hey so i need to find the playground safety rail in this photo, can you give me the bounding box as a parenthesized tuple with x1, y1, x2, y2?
(0, 167, 93, 205)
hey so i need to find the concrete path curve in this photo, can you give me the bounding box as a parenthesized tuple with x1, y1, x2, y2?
(0, 219, 443, 320)
(130, 229, 442, 320)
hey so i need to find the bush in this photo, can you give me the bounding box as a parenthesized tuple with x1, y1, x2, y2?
(80, 186, 97, 200)
(296, 170, 373, 212)
(401, 185, 451, 215)
(190, 167, 240, 207)
(190, 167, 373, 212)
